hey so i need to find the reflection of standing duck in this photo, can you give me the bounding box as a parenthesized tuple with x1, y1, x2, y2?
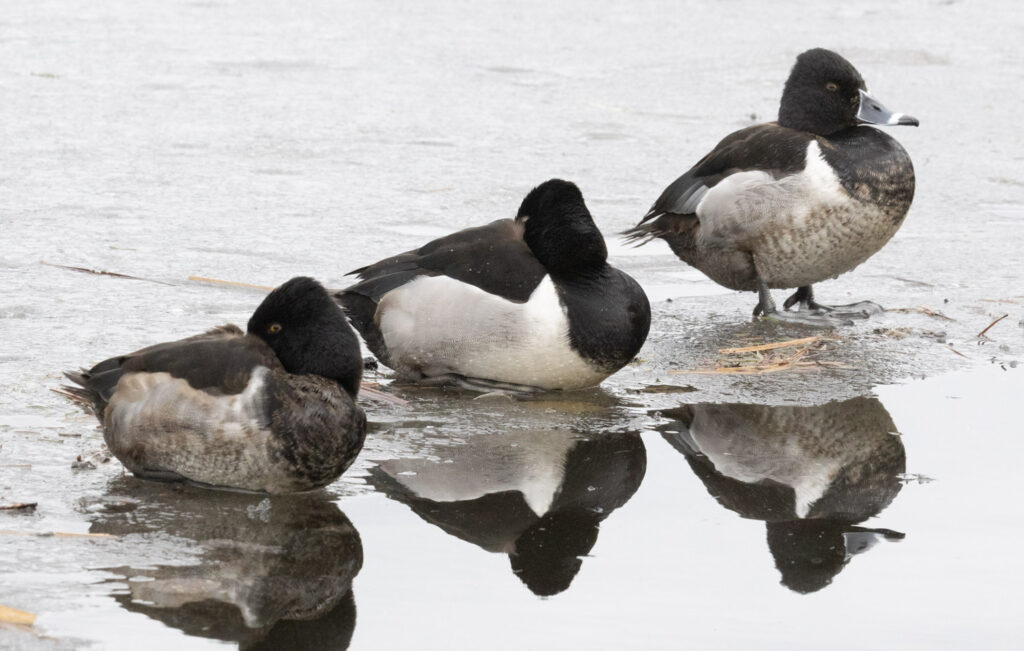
(90, 484, 362, 649)
(659, 397, 905, 593)
(368, 429, 646, 596)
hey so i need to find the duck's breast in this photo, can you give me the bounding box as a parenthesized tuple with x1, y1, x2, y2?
(555, 267, 650, 372)
(265, 373, 366, 488)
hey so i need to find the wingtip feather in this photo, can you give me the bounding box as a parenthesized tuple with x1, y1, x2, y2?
(63, 369, 89, 386)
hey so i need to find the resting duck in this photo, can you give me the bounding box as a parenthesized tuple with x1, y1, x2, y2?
(337, 179, 651, 392)
(626, 48, 918, 322)
(62, 277, 366, 493)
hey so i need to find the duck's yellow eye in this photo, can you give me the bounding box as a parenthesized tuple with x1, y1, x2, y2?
(825, 82, 839, 92)
(268, 323, 282, 334)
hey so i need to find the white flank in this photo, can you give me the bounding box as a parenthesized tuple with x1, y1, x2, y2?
(376, 275, 606, 390)
(696, 140, 845, 245)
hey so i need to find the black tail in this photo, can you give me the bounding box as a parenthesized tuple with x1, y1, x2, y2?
(621, 213, 668, 245)
(59, 370, 105, 420)
(622, 212, 700, 260)
(59, 361, 126, 421)
(333, 292, 392, 370)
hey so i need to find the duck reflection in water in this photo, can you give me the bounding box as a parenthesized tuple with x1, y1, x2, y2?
(90, 483, 362, 650)
(369, 429, 646, 596)
(658, 397, 905, 593)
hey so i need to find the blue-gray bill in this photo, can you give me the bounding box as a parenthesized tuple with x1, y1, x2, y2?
(857, 89, 919, 127)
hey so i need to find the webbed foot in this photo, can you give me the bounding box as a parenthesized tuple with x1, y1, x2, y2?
(417, 373, 544, 396)
(782, 285, 883, 320)
(755, 281, 853, 327)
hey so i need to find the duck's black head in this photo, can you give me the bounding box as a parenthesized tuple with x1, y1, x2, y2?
(778, 48, 920, 136)
(248, 276, 362, 397)
(779, 49, 867, 135)
(516, 179, 607, 276)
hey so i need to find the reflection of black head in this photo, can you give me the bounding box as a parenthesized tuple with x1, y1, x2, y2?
(249, 591, 357, 651)
(511, 508, 601, 596)
(766, 520, 849, 594)
(767, 522, 905, 594)
(510, 431, 646, 596)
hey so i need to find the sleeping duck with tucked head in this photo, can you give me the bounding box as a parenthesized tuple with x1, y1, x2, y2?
(337, 179, 651, 393)
(62, 277, 366, 494)
(625, 48, 918, 324)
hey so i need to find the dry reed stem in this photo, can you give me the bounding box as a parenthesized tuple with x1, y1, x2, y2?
(359, 385, 408, 406)
(0, 530, 115, 539)
(718, 336, 828, 354)
(946, 345, 969, 359)
(671, 335, 846, 375)
(0, 605, 36, 626)
(40, 261, 175, 286)
(188, 276, 275, 291)
(886, 306, 956, 321)
(977, 314, 1009, 338)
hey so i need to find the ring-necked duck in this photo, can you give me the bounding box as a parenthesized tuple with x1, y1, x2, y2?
(62, 277, 366, 493)
(337, 179, 651, 392)
(626, 48, 918, 323)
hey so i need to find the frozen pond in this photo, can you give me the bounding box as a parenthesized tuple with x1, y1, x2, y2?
(2, 0, 1024, 648)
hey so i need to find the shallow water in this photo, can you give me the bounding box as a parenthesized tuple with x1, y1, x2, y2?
(2, 0, 1024, 649)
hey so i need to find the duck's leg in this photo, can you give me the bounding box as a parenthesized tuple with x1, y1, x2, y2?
(783, 285, 820, 311)
(783, 285, 883, 318)
(754, 276, 851, 327)
(752, 278, 778, 317)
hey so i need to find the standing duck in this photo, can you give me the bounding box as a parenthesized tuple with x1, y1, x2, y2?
(337, 179, 651, 392)
(626, 48, 918, 322)
(62, 277, 366, 493)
